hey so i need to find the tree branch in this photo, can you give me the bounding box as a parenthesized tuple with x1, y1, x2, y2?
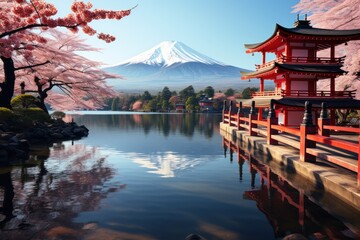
(0, 23, 81, 39)
(15, 60, 50, 71)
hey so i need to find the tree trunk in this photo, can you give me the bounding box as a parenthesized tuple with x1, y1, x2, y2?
(0, 57, 16, 109)
(36, 96, 49, 115)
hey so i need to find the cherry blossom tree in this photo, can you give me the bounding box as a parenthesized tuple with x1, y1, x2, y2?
(12, 30, 120, 112)
(0, 0, 132, 108)
(293, 0, 360, 98)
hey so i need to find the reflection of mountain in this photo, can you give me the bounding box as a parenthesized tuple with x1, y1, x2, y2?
(128, 151, 209, 178)
(66, 112, 223, 178)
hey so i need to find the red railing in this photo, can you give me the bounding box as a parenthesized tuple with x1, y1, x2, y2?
(252, 91, 282, 97)
(255, 56, 345, 70)
(222, 100, 360, 186)
(281, 89, 356, 98)
(251, 90, 356, 98)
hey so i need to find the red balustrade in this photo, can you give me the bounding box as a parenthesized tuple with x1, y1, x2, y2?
(222, 100, 360, 186)
(255, 56, 345, 70)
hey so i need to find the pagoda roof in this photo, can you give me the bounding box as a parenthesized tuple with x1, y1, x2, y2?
(241, 62, 346, 79)
(245, 21, 360, 53)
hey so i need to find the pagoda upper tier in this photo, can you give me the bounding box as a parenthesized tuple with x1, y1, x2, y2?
(245, 20, 360, 53)
(241, 20, 360, 80)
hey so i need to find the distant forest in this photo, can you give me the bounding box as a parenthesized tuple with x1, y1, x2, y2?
(103, 85, 265, 112)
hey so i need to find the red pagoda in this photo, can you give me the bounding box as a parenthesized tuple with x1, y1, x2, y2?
(240, 17, 360, 126)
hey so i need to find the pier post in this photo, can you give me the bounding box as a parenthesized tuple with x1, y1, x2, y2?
(318, 102, 330, 136)
(249, 101, 257, 136)
(249, 156, 257, 189)
(267, 99, 278, 145)
(300, 101, 316, 162)
(228, 101, 233, 126)
(237, 102, 244, 130)
(223, 138, 228, 158)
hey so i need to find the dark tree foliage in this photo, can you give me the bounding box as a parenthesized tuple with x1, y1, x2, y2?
(225, 88, 235, 97)
(241, 87, 259, 99)
(204, 86, 215, 98)
(179, 85, 195, 101)
(161, 86, 172, 102)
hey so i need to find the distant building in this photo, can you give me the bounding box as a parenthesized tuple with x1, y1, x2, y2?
(175, 102, 185, 112)
(199, 99, 214, 112)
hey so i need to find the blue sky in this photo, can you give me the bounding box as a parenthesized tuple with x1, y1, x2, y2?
(54, 0, 299, 70)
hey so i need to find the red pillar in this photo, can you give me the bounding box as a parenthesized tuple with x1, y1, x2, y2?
(262, 51, 266, 64)
(258, 107, 263, 120)
(330, 45, 335, 62)
(330, 77, 335, 96)
(260, 78, 264, 92)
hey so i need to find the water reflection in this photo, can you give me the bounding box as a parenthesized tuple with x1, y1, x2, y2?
(69, 113, 222, 178)
(222, 136, 360, 239)
(4, 112, 358, 239)
(67, 112, 221, 139)
(0, 142, 126, 239)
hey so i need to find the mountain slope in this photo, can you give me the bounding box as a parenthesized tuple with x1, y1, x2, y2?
(104, 41, 258, 92)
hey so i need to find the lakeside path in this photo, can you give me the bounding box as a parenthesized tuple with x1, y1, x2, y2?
(220, 122, 360, 211)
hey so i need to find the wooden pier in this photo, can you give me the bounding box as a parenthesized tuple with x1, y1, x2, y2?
(220, 100, 360, 208)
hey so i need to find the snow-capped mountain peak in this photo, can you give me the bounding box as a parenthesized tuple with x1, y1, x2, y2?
(120, 41, 225, 67)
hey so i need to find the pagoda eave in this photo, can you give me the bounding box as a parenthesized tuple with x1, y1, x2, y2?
(241, 63, 345, 80)
(244, 23, 360, 53)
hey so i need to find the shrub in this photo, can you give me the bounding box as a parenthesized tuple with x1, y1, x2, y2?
(15, 108, 50, 123)
(0, 107, 14, 122)
(11, 94, 39, 109)
(50, 111, 66, 120)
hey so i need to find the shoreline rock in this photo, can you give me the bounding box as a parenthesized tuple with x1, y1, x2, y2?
(0, 120, 89, 164)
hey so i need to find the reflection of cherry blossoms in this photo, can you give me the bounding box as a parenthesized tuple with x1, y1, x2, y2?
(0, 142, 126, 239)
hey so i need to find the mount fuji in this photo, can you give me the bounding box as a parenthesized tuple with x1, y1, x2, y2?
(104, 41, 256, 92)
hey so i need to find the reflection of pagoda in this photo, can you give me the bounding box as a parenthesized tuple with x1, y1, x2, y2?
(240, 17, 360, 125)
(222, 137, 360, 239)
(243, 170, 357, 239)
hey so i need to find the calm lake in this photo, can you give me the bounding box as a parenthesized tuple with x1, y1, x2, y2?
(0, 112, 359, 240)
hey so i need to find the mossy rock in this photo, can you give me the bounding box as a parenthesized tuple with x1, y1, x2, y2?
(0, 107, 15, 122)
(11, 94, 39, 109)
